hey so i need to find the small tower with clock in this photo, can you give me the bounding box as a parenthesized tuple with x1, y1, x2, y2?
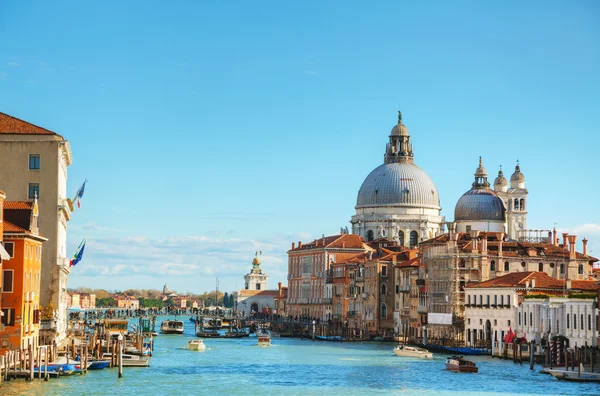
(497, 162, 528, 241)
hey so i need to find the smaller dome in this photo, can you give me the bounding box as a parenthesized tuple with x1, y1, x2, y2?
(494, 169, 508, 186)
(252, 257, 261, 266)
(455, 189, 506, 222)
(511, 164, 525, 182)
(391, 123, 409, 136)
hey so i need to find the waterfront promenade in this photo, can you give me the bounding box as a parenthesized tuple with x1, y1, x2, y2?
(2, 317, 598, 396)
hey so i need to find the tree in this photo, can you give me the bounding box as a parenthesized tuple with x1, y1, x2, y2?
(223, 292, 230, 307)
(96, 297, 116, 307)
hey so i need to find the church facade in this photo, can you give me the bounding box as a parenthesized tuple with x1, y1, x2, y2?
(235, 255, 278, 315)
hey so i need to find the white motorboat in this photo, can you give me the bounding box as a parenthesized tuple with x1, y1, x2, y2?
(102, 352, 150, 367)
(187, 339, 206, 351)
(393, 344, 433, 358)
(160, 319, 185, 334)
(257, 329, 271, 347)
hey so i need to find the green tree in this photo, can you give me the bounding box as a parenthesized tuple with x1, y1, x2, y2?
(96, 297, 116, 307)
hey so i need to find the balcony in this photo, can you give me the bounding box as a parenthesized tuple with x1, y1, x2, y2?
(322, 298, 332, 304)
(398, 285, 411, 293)
(417, 305, 428, 314)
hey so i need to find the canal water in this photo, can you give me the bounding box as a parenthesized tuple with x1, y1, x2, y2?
(3, 316, 598, 395)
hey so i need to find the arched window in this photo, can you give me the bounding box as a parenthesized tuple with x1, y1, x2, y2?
(538, 263, 543, 272)
(504, 262, 510, 271)
(574, 314, 577, 329)
(518, 312, 521, 325)
(381, 284, 386, 295)
(567, 314, 570, 329)
(409, 231, 418, 247)
(520, 199, 525, 211)
(381, 303, 387, 318)
(514, 198, 519, 210)
(530, 312, 533, 325)
(560, 264, 565, 274)
(589, 315, 592, 330)
(490, 260, 496, 271)
(521, 262, 526, 269)
(366, 230, 374, 242)
(398, 231, 405, 246)
(578, 264, 584, 275)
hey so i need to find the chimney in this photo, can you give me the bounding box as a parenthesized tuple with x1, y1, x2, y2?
(497, 232, 505, 256)
(553, 228, 558, 247)
(392, 255, 397, 265)
(531, 278, 536, 288)
(566, 280, 572, 290)
(583, 238, 588, 256)
(568, 235, 577, 259)
(278, 282, 282, 294)
(298, 241, 302, 249)
(292, 242, 295, 249)
(562, 233, 569, 251)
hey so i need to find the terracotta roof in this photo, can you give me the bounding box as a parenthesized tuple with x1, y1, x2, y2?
(422, 232, 597, 262)
(395, 256, 421, 268)
(290, 234, 365, 251)
(467, 271, 565, 289)
(238, 290, 278, 297)
(0, 112, 59, 136)
(570, 280, 600, 291)
(3, 220, 28, 233)
(3, 201, 32, 210)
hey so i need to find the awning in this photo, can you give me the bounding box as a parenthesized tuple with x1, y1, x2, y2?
(0, 244, 10, 260)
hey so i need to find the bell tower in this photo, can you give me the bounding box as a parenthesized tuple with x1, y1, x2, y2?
(505, 162, 528, 241)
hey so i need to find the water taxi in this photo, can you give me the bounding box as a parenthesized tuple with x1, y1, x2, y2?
(393, 344, 433, 358)
(102, 353, 150, 367)
(187, 339, 207, 351)
(257, 329, 271, 347)
(445, 356, 478, 373)
(160, 319, 185, 334)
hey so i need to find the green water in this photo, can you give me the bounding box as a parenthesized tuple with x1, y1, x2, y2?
(2, 317, 597, 395)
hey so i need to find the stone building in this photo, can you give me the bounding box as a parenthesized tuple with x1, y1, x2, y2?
(236, 255, 278, 314)
(287, 234, 366, 320)
(0, 112, 73, 343)
(351, 112, 445, 245)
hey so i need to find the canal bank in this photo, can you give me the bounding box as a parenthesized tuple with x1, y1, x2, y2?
(2, 317, 597, 395)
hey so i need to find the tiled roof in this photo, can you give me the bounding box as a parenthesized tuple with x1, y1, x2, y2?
(395, 256, 421, 268)
(290, 234, 364, 251)
(467, 271, 565, 289)
(422, 232, 597, 262)
(0, 112, 59, 136)
(3, 201, 32, 210)
(570, 280, 600, 291)
(3, 220, 28, 233)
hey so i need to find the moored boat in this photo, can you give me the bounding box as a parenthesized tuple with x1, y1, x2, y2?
(187, 339, 206, 351)
(101, 352, 150, 367)
(196, 329, 221, 338)
(393, 344, 433, 358)
(547, 367, 600, 382)
(445, 356, 478, 373)
(160, 319, 185, 334)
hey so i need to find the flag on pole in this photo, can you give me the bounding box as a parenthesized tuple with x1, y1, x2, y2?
(73, 179, 88, 209)
(70, 238, 86, 267)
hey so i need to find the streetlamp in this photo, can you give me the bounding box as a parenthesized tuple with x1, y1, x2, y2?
(312, 320, 316, 341)
(117, 333, 124, 378)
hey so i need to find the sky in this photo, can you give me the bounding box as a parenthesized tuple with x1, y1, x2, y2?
(0, 1, 599, 295)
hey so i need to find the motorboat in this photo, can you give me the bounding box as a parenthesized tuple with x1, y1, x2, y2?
(393, 344, 433, 358)
(160, 319, 185, 334)
(187, 339, 206, 351)
(88, 360, 110, 370)
(102, 352, 150, 367)
(257, 329, 271, 347)
(445, 356, 478, 373)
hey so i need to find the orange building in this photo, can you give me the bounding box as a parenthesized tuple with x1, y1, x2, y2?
(287, 234, 368, 321)
(1, 198, 46, 353)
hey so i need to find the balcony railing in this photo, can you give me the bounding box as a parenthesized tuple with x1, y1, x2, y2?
(417, 305, 428, 314)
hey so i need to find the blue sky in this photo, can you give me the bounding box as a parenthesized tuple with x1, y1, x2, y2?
(1, 1, 599, 294)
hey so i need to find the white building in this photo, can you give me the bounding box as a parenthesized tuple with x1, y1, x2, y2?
(236, 255, 277, 315)
(351, 112, 445, 245)
(465, 272, 599, 348)
(0, 112, 73, 343)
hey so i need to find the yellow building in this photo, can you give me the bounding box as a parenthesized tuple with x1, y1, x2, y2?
(1, 198, 47, 353)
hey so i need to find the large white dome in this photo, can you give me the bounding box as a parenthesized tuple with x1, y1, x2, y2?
(356, 162, 440, 209)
